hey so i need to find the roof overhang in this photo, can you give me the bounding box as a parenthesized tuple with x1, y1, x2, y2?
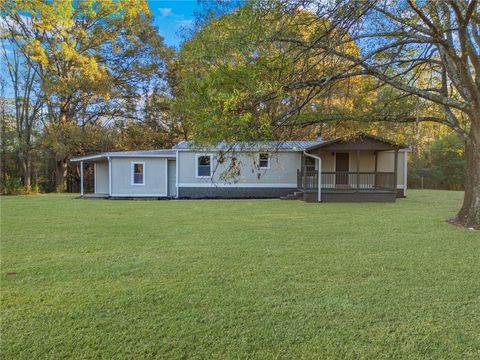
(305, 134, 408, 152)
(70, 153, 177, 162)
(70, 154, 109, 162)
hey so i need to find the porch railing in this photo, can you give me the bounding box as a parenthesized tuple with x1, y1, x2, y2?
(321, 172, 395, 190)
(297, 169, 318, 190)
(297, 169, 395, 191)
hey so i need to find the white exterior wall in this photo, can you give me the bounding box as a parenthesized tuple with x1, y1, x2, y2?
(317, 151, 376, 172)
(177, 151, 302, 187)
(92, 148, 407, 197)
(377, 150, 407, 188)
(319, 150, 335, 172)
(110, 157, 167, 197)
(94, 161, 109, 194)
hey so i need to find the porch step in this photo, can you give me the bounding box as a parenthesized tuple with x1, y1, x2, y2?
(280, 190, 304, 200)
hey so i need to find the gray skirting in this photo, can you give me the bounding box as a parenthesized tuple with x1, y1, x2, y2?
(178, 187, 297, 199)
(305, 188, 405, 202)
(320, 191, 397, 202)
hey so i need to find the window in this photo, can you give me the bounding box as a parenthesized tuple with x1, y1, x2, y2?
(196, 155, 212, 177)
(132, 162, 145, 185)
(258, 153, 270, 169)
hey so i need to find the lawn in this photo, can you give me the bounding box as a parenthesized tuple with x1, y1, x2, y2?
(1, 190, 479, 359)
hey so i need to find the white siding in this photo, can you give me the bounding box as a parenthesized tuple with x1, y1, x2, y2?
(167, 160, 177, 196)
(178, 151, 301, 187)
(377, 151, 406, 187)
(319, 150, 335, 172)
(111, 157, 167, 196)
(94, 161, 109, 194)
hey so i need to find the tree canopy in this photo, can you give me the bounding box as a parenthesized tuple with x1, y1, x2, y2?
(174, 4, 373, 145)
(175, 0, 479, 228)
(1, 0, 171, 189)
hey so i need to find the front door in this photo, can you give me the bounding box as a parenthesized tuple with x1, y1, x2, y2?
(335, 153, 349, 185)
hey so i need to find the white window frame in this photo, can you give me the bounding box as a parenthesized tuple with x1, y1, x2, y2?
(131, 161, 145, 186)
(258, 153, 270, 169)
(195, 154, 213, 178)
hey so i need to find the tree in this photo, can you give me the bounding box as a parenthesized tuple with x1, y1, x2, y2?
(414, 133, 466, 190)
(1, 0, 169, 190)
(174, 5, 369, 145)
(0, 42, 42, 189)
(188, 0, 480, 228)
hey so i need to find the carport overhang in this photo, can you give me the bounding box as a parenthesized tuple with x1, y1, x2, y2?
(70, 156, 110, 197)
(70, 154, 109, 163)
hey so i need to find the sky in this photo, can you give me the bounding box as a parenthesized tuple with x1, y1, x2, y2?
(0, 1, 203, 97)
(148, 0, 202, 48)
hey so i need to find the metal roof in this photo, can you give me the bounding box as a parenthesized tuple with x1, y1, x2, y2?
(70, 140, 323, 162)
(70, 135, 410, 163)
(71, 149, 177, 162)
(173, 139, 324, 151)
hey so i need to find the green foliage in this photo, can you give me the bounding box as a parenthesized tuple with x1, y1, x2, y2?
(409, 133, 466, 190)
(1, 175, 40, 195)
(2, 0, 164, 107)
(2, 192, 479, 358)
(1, 0, 173, 192)
(174, 4, 364, 144)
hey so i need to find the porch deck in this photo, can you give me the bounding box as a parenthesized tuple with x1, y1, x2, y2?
(297, 170, 399, 202)
(292, 135, 408, 202)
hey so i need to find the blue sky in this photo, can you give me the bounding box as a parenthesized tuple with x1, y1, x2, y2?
(148, 1, 201, 48)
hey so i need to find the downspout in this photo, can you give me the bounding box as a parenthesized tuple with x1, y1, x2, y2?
(303, 151, 322, 202)
(403, 150, 408, 197)
(94, 163, 97, 194)
(80, 161, 84, 197)
(108, 156, 112, 197)
(175, 150, 179, 199)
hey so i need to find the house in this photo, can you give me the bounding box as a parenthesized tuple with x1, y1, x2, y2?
(71, 134, 409, 202)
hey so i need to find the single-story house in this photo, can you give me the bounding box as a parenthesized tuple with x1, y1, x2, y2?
(71, 134, 409, 202)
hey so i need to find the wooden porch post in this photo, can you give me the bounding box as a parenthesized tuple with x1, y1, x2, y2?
(393, 148, 398, 192)
(302, 168, 307, 192)
(80, 161, 84, 197)
(302, 165, 308, 191)
(108, 156, 112, 197)
(317, 158, 322, 202)
(374, 151, 378, 188)
(356, 150, 360, 191)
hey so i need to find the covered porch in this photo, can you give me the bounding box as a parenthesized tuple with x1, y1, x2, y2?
(75, 157, 110, 198)
(297, 135, 408, 202)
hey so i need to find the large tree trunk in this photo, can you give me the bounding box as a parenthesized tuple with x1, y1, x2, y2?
(55, 159, 67, 192)
(23, 157, 31, 189)
(451, 117, 480, 229)
(54, 108, 69, 192)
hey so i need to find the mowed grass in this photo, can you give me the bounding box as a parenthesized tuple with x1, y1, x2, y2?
(1, 191, 479, 359)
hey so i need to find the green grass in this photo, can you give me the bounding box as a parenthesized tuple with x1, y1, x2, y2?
(1, 191, 479, 359)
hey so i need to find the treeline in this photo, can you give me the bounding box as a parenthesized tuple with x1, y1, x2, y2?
(0, 0, 187, 194)
(0, 0, 466, 195)
(0, 108, 187, 194)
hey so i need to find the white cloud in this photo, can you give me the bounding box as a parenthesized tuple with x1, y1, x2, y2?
(178, 19, 194, 27)
(158, 8, 172, 17)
